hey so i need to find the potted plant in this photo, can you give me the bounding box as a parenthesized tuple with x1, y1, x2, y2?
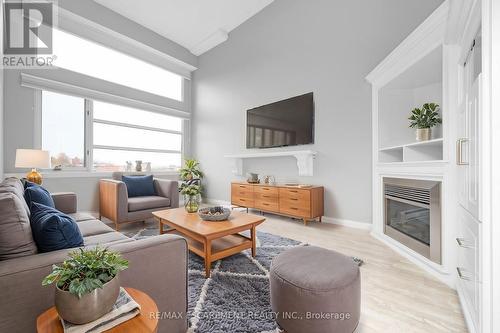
(181, 183, 202, 213)
(179, 158, 204, 181)
(42, 247, 129, 324)
(408, 103, 442, 141)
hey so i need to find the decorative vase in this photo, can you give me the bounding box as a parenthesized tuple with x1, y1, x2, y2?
(54, 275, 120, 324)
(184, 194, 200, 213)
(416, 128, 431, 141)
(135, 160, 142, 172)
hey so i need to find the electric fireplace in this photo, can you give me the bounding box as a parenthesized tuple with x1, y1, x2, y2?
(384, 178, 441, 264)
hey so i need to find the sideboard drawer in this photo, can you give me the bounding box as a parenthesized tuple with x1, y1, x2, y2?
(280, 204, 311, 218)
(231, 184, 254, 199)
(255, 199, 279, 212)
(279, 197, 310, 209)
(232, 196, 254, 207)
(279, 188, 311, 201)
(254, 186, 279, 196)
(255, 192, 279, 202)
(233, 183, 254, 191)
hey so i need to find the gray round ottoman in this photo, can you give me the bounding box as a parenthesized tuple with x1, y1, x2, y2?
(270, 246, 360, 333)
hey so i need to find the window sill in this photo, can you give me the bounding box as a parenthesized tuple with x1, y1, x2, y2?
(5, 170, 180, 179)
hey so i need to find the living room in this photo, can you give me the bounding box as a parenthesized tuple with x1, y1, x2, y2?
(1, 0, 499, 332)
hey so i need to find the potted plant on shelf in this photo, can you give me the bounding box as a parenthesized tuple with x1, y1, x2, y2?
(181, 183, 202, 213)
(42, 247, 129, 324)
(408, 103, 442, 141)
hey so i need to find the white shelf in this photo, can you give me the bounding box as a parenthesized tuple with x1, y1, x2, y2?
(378, 138, 443, 163)
(224, 150, 317, 176)
(379, 138, 444, 151)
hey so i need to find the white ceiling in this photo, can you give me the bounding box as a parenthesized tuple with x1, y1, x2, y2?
(93, 0, 275, 56)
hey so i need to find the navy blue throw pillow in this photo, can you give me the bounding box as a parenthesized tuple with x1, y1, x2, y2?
(29, 202, 83, 253)
(122, 175, 155, 197)
(24, 182, 55, 208)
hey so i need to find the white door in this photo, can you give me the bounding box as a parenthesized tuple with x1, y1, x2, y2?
(466, 76, 481, 219)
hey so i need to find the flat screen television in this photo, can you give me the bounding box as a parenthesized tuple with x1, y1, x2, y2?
(246, 92, 314, 149)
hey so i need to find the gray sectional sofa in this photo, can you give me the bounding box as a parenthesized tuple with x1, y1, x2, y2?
(0, 178, 188, 333)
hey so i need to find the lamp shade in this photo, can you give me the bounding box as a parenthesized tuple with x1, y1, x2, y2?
(15, 149, 50, 169)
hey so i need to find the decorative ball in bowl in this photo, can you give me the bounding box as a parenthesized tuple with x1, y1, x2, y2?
(198, 206, 231, 221)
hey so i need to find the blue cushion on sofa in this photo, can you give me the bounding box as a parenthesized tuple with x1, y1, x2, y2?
(24, 182, 55, 208)
(29, 202, 83, 253)
(122, 175, 156, 197)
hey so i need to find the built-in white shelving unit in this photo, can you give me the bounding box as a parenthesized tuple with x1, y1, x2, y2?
(376, 44, 444, 164)
(366, 0, 459, 291)
(379, 138, 444, 163)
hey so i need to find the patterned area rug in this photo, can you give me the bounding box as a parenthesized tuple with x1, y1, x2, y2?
(128, 227, 362, 333)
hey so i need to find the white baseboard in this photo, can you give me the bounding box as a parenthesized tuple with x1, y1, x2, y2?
(204, 198, 231, 206)
(456, 281, 477, 333)
(321, 216, 372, 230)
(204, 198, 372, 230)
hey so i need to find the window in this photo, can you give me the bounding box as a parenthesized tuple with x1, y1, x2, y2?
(41, 91, 86, 168)
(52, 29, 183, 101)
(92, 101, 182, 172)
(40, 91, 184, 172)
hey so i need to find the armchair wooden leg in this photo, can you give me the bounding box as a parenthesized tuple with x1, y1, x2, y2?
(115, 222, 120, 231)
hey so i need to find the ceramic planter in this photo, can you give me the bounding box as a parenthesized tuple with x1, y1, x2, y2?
(416, 128, 431, 141)
(54, 275, 120, 324)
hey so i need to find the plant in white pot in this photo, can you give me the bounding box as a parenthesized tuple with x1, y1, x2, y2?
(42, 247, 129, 324)
(408, 103, 442, 141)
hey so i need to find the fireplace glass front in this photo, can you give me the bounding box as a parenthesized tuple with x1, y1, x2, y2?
(386, 198, 430, 246)
(383, 178, 441, 264)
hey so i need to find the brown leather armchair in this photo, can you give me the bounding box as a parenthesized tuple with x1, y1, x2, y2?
(99, 177, 179, 230)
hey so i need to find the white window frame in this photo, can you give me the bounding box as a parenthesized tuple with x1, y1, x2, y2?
(35, 89, 187, 174)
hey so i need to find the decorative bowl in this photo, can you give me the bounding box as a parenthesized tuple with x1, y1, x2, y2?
(198, 207, 231, 221)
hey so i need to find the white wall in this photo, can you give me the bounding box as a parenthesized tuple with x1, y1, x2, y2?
(379, 82, 443, 147)
(192, 0, 443, 224)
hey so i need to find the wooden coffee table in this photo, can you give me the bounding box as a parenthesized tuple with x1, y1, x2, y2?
(153, 208, 265, 277)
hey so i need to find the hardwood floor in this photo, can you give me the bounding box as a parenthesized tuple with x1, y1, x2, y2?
(256, 212, 467, 333)
(113, 210, 467, 333)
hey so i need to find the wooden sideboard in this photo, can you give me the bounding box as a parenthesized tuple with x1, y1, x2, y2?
(231, 182, 324, 225)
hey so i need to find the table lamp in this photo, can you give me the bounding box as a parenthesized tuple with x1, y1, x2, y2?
(15, 149, 50, 185)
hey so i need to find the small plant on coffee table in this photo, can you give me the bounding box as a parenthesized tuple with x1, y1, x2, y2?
(181, 183, 202, 213)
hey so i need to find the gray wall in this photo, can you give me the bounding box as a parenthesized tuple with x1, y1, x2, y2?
(192, 0, 443, 224)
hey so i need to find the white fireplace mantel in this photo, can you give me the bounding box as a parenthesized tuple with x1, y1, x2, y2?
(224, 150, 317, 176)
